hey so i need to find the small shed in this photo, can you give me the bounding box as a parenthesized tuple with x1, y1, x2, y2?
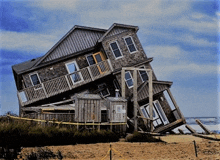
(105, 97, 127, 123)
(74, 94, 103, 123)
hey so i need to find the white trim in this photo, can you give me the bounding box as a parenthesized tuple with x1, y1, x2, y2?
(123, 36, 138, 54)
(109, 41, 123, 59)
(138, 66, 149, 82)
(29, 72, 41, 86)
(124, 71, 133, 89)
(153, 100, 169, 125)
(65, 61, 84, 84)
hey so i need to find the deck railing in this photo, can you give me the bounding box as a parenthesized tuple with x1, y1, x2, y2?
(18, 60, 113, 106)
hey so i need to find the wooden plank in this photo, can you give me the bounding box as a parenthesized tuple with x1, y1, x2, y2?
(167, 88, 185, 122)
(121, 68, 125, 98)
(185, 124, 197, 134)
(133, 69, 138, 131)
(193, 133, 220, 141)
(195, 119, 213, 135)
(148, 69, 153, 132)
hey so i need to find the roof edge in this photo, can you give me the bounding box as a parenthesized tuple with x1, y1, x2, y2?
(98, 23, 139, 43)
(34, 25, 107, 67)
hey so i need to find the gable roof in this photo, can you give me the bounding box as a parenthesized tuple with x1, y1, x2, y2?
(98, 23, 139, 42)
(12, 23, 139, 75)
(35, 25, 107, 66)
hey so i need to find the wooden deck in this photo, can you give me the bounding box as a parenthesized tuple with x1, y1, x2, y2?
(18, 60, 113, 106)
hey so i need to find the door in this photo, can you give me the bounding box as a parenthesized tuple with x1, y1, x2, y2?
(92, 52, 107, 74)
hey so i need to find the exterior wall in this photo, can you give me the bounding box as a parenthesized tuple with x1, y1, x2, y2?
(22, 62, 68, 88)
(101, 29, 147, 70)
(22, 53, 93, 89)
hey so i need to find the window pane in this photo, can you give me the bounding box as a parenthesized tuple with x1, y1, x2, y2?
(128, 44, 136, 52)
(71, 73, 81, 83)
(67, 63, 77, 73)
(87, 55, 95, 65)
(114, 50, 122, 58)
(110, 42, 118, 50)
(125, 72, 131, 79)
(19, 91, 27, 102)
(125, 37, 132, 45)
(95, 54, 102, 62)
(31, 74, 40, 85)
(127, 79, 133, 87)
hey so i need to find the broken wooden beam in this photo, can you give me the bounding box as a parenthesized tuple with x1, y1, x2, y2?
(193, 133, 220, 141)
(195, 119, 212, 135)
(185, 124, 196, 134)
(178, 129, 184, 134)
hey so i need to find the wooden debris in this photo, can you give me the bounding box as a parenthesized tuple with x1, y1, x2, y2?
(195, 119, 213, 135)
(178, 129, 184, 134)
(185, 124, 196, 134)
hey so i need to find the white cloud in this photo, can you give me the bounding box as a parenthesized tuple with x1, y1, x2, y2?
(31, 0, 80, 11)
(177, 34, 217, 47)
(0, 30, 58, 54)
(145, 45, 181, 58)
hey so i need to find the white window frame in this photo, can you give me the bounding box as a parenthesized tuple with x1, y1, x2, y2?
(29, 72, 41, 86)
(153, 100, 169, 125)
(86, 54, 96, 66)
(138, 66, 149, 82)
(140, 100, 169, 126)
(109, 41, 123, 59)
(124, 71, 134, 89)
(98, 83, 110, 97)
(65, 61, 84, 84)
(123, 36, 137, 54)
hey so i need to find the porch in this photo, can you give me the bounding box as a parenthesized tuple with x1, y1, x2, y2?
(18, 59, 113, 106)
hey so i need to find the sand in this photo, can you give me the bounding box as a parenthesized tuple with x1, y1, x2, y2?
(20, 135, 220, 160)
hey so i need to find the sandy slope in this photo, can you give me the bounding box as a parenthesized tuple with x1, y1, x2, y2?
(20, 135, 220, 160)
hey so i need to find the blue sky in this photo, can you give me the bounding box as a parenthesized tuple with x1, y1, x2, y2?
(0, 0, 219, 117)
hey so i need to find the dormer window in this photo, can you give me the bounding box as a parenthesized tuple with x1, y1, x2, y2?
(110, 41, 123, 59)
(124, 36, 137, 53)
(29, 73, 41, 86)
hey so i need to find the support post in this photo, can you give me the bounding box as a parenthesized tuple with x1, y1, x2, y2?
(148, 70, 153, 132)
(121, 68, 125, 98)
(133, 69, 138, 131)
(166, 88, 185, 121)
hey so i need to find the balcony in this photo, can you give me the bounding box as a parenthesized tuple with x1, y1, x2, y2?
(18, 60, 113, 106)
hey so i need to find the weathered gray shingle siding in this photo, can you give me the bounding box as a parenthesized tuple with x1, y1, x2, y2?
(41, 29, 105, 63)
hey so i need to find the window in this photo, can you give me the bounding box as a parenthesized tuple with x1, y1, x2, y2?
(139, 66, 148, 82)
(125, 71, 133, 88)
(140, 100, 169, 127)
(19, 91, 27, 102)
(30, 73, 41, 86)
(154, 101, 169, 125)
(110, 41, 123, 59)
(66, 61, 83, 83)
(124, 36, 137, 53)
(86, 55, 96, 65)
(98, 83, 110, 97)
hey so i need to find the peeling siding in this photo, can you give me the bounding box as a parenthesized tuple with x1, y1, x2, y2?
(42, 29, 104, 63)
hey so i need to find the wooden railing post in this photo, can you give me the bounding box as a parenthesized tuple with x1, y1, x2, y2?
(41, 83, 48, 98)
(87, 67, 94, 81)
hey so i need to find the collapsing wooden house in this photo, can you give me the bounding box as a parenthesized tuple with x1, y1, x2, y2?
(12, 23, 185, 133)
